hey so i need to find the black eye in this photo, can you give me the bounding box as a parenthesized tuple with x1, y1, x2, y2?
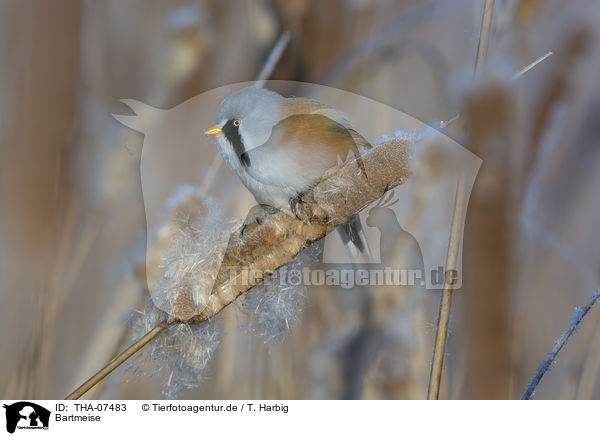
(233, 119, 241, 127)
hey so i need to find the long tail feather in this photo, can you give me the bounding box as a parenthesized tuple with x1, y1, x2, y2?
(337, 214, 371, 259)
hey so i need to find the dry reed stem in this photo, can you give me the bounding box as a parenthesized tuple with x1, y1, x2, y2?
(426, 0, 495, 400)
(65, 321, 170, 400)
(427, 177, 467, 399)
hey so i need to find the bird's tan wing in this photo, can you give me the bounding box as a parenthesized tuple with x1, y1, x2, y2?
(245, 113, 370, 189)
(279, 97, 330, 118)
(275, 113, 364, 159)
(280, 97, 372, 151)
(280, 98, 351, 130)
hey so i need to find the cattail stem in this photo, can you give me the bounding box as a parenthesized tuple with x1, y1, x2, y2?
(65, 321, 170, 400)
(427, 0, 495, 400)
(427, 177, 467, 399)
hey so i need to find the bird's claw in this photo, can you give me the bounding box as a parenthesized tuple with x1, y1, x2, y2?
(289, 195, 307, 220)
(240, 204, 278, 236)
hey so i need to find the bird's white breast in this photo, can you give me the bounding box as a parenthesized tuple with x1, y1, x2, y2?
(215, 135, 294, 209)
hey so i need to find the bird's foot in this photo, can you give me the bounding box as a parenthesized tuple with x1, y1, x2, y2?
(289, 194, 313, 223)
(241, 204, 278, 236)
(289, 194, 306, 219)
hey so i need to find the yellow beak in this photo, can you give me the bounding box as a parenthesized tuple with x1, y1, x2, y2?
(205, 126, 223, 136)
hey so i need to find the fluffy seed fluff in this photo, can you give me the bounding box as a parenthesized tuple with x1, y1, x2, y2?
(374, 127, 420, 146)
(129, 298, 220, 399)
(241, 242, 323, 343)
(151, 186, 236, 320)
(128, 243, 321, 398)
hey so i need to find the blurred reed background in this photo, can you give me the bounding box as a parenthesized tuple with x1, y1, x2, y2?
(1, 0, 600, 400)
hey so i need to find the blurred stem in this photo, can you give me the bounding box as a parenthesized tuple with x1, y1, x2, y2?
(441, 0, 494, 130)
(474, 0, 495, 77)
(511, 51, 553, 80)
(255, 31, 291, 84)
(427, 177, 467, 399)
(65, 321, 170, 400)
(440, 50, 553, 130)
(575, 315, 600, 398)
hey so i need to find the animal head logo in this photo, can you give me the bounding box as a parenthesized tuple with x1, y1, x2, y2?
(3, 402, 50, 434)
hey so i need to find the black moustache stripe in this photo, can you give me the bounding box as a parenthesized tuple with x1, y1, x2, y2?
(222, 119, 250, 167)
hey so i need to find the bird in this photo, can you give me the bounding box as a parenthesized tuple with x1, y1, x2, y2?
(205, 86, 371, 257)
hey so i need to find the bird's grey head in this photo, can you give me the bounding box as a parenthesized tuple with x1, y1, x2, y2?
(214, 86, 283, 153)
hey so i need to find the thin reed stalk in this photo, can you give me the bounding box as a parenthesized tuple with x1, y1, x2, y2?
(474, 0, 495, 77)
(522, 288, 600, 399)
(427, 177, 467, 399)
(65, 321, 170, 400)
(426, 0, 495, 399)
